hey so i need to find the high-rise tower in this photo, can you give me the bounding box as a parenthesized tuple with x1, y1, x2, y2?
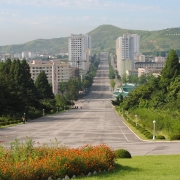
(116, 34, 134, 77)
(68, 34, 91, 75)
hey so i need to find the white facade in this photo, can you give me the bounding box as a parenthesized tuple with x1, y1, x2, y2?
(154, 56, 166, 62)
(68, 34, 91, 74)
(132, 34, 140, 53)
(29, 60, 72, 95)
(134, 53, 145, 62)
(116, 34, 134, 76)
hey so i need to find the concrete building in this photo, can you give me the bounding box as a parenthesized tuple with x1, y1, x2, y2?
(154, 56, 166, 62)
(134, 53, 145, 62)
(135, 62, 165, 70)
(132, 34, 140, 53)
(116, 34, 134, 77)
(126, 70, 138, 76)
(138, 67, 161, 77)
(29, 60, 72, 95)
(22, 52, 29, 59)
(68, 34, 91, 75)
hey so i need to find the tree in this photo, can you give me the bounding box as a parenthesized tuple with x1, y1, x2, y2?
(160, 49, 180, 89)
(58, 82, 68, 96)
(66, 78, 79, 100)
(110, 79, 116, 91)
(35, 71, 54, 99)
(121, 74, 128, 84)
(128, 75, 139, 84)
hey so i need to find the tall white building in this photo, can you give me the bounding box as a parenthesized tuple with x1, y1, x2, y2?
(68, 34, 91, 75)
(116, 34, 134, 76)
(131, 34, 140, 53)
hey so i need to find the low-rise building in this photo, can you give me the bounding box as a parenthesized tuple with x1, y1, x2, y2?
(154, 56, 166, 62)
(138, 67, 161, 77)
(135, 62, 165, 69)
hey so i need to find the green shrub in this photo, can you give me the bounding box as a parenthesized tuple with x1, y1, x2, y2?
(146, 133, 153, 139)
(156, 135, 166, 140)
(131, 122, 136, 127)
(115, 149, 132, 158)
(170, 134, 180, 140)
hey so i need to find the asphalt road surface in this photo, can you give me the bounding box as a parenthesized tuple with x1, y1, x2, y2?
(1, 52, 180, 156)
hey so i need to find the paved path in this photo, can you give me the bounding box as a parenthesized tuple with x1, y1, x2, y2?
(1, 52, 180, 156)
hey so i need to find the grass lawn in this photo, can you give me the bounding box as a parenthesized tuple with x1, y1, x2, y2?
(78, 155, 180, 180)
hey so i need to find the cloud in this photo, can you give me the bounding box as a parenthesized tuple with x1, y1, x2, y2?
(0, 0, 162, 11)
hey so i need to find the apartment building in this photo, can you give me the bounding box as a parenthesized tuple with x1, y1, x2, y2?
(68, 34, 91, 75)
(131, 34, 140, 53)
(116, 34, 134, 76)
(29, 60, 72, 95)
(154, 56, 166, 62)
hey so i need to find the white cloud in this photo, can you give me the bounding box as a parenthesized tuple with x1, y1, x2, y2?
(0, 0, 162, 12)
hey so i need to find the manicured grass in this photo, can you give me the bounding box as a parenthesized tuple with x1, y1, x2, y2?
(78, 155, 180, 180)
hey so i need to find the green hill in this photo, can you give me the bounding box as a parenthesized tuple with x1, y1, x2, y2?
(1, 24, 180, 55)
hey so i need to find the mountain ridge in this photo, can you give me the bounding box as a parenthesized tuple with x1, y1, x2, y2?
(1, 24, 180, 55)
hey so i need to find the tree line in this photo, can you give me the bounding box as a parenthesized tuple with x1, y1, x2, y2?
(119, 50, 180, 139)
(0, 54, 100, 120)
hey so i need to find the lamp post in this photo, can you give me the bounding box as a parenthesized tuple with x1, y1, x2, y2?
(135, 114, 137, 126)
(57, 107, 58, 113)
(153, 120, 156, 140)
(43, 109, 45, 116)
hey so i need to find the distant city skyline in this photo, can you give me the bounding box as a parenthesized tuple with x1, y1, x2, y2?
(0, 0, 180, 46)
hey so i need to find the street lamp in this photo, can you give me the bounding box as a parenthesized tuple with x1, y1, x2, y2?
(153, 120, 156, 140)
(135, 115, 137, 126)
(43, 109, 45, 116)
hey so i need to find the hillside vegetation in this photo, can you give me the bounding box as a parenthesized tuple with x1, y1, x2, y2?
(119, 50, 180, 140)
(1, 25, 180, 54)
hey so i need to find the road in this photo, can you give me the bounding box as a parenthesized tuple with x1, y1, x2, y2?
(1, 52, 180, 156)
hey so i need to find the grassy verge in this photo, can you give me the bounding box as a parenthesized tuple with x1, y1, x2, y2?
(78, 155, 180, 180)
(122, 117, 148, 140)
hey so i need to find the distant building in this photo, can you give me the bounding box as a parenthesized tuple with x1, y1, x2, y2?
(0, 53, 12, 61)
(112, 83, 137, 98)
(68, 34, 91, 75)
(29, 60, 73, 95)
(134, 53, 145, 62)
(131, 34, 140, 53)
(135, 62, 165, 70)
(154, 56, 166, 62)
(116, 34, 134, 76)
(22, 52, 29, 59)
(126, 70, 138, 76)
(138, 67, 161, 77)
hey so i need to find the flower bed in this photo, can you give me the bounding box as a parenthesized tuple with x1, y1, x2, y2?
(0, 139, 116, 180)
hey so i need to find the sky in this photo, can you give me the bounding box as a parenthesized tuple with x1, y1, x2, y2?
(0, 0, 180, 46)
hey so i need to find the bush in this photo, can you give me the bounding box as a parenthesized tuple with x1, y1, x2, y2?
(156, 135, 166, 140)
(146, 133, 153, 139)
(170, 134, 180, 140)
(115, 149, 132, 158)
